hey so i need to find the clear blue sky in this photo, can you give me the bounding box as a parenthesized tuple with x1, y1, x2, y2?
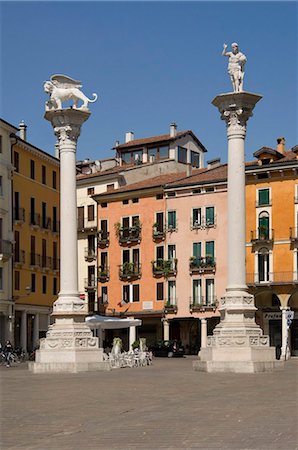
(1, 1, 297, 163)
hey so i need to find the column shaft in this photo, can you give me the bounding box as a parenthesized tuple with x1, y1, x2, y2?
(201, 318, 207, 348)
(281, 308, 288, 359)
(129, 324, 136, 350)
(163, 319, 170, 341)
(33, 313, 39, 349)
(20, 311, 27, 352)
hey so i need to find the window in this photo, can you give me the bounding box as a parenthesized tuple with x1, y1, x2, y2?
(205, 207, 215, 226)
(167, 211, 177, 230)
(42, 275, 47, 294)
(122, 199, 129, 205)
(178, 146, 187, 163)
(157, 282, 164, 301)
(88, 205, 95, 221)
(193, 242, 201, 258)
(87, 187, 95, 195)
(14, 151, 19, 172)
(258, 212, 270, 239)
(0, 176, 2, 196)
(205, 279, 215, 305)
(101, 286, 108, 304)
(133, 284, 140, 302)
(156, 194, 163, 200)
(205, 241, 215, 261)
(258, 188, 270, 206)
(257, 173, 269, 180)
(15, 271, 20, 290)
(30, 160, 35, 179)
(100, 251, 108, 269)
(101, 203, 107, 208)
(31, 274, 36, 293)
(122, 149, 143, 165)
(192, 279, 202, 304)
(258, 248, 270, 282)
(155, 212, 164, 232)
(53, 277, 58, 295)
(52, 170, 57, 189)
(42, 165, 46, 184)
(192, 208, 201, 227)
(191, 151, 200, 168)
(42, 202, 47, 228)
(167, 192, 176, 197)
(156, 246, 164, 260)
(123, 285, 130, 303)
(0, 268, 2, 290)
(132, 198, 139, 203)
(30, 236, 36, 265)
(53, 206, 58, 232)
(148, 145, 169, 162)
(168, 281, 176, 305)
(107, 184, 115, 191)
(192, 188, 201, 194)
(205, 187, 214, 192)
(168, 245, 176, 261)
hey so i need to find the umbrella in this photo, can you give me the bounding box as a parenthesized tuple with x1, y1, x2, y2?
(86, 315, 142, 330)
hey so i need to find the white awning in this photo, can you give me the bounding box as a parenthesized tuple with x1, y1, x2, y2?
(85, 315, 142, 330)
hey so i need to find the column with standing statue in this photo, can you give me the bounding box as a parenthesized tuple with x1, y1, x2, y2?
(193, 44, 279, 373)
(29, 75, 109, 373)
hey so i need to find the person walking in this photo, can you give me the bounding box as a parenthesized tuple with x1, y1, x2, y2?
(4, 340, 13, 367)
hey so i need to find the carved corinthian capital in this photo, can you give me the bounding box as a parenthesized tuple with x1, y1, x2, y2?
(54, 124, 81, 144)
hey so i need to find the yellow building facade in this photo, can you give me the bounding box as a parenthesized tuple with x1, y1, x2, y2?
(11, 124, 60, 351)
(245, 139, 298, 358)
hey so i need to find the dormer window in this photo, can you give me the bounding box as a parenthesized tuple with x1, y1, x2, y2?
(148, 145, 169, 162)
(178, 146, 187, 163)
(122, 149, 143, 165)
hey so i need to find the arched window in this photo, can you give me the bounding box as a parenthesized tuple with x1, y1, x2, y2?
(258, 247, 270, 282)
(258, 211, 269, 239)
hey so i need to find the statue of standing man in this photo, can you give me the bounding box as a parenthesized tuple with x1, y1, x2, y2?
(222, 43, 247, 92)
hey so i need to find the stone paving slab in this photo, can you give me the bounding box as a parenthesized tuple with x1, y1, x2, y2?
(0, 357, 297, 450)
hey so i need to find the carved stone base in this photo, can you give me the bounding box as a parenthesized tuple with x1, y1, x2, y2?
(193, 291, 280, 373)
(29, 310, 110, 373)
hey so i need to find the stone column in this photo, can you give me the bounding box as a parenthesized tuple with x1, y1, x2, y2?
(280, 308, 288, 360)
(163, 319, 170, 341)
(30, 103, 109, 373)
(20, 310, 27, 353)
(33, 313, 39, 349)
(200, 318, 207, 349)
(129, 321, 136, 350)
(194, 92, 277, 373)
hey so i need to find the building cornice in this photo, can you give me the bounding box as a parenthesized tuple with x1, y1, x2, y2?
(14, 137, 60, 167)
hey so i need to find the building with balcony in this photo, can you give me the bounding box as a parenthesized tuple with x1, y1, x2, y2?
(245, 138, 298, 358)
(9, 119, 60, 352)
(0, 119, 15, 343)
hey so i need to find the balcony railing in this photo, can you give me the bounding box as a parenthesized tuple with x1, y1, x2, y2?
(118, 226, 141, 244)
(84, 278, 97, 290)
(189, 257, 216, 273)
(250, 228, 274, 243)
(246, 272, 298, 285)
(119, 262, 141, 280)
(290, 227, 298, 242)
(152, 225, 166, 241)
(190, 217, 216, 230)
(84, 247, 97, 261)
(0, 240, 13, 260)
(13, 207, 25, 223)
(30, 253, 41, 268)
(97, 230, 110, 247)
(41, 217, 52, 231)
(164, 299, 178, 314)
(98, 265, 110, 282)
(30, 213, 41, 228)
(152, 259, 177, 277)
(189, 296, 218, 312)
(14, 250, 25, 265)
(41, 256, 53, 270)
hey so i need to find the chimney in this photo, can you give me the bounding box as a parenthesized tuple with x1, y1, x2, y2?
(207, 157, 221, 170)
(125, 132, 134, 143)
(115, 140, 120, 147)
(19, 120, 27, 141)
(170, 122, 177, 138)
(277, 137, 285, 154)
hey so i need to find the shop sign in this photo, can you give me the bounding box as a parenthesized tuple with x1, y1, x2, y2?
(263, 312, 281, 320)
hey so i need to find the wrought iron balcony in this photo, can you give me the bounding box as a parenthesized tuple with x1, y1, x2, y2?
(118, 226, 141, 245)
(119, 262, 141, 280)
(41, 256, 53, 271)
(14, 249, 25, 265)
(152, 225, 166, 241)
(0, 240, 13, 260)
(84, 247, 97, 261)
(290, 227, 298, 243)
(97, 230, 110, 247)
(13, 207, 25, 224)
(189, 296, 218, 312)
(164, 299, 178, 314)
(189, 257, 216, 273)
(84, 277, 97, 291)
(247, 272, 298, 286)
(30, 213, 41, 228)
(30, 253, 41, 268)
(250, 228, 274, 244)
(41, 217, 52, 232)
(152, 259, 177, 277)
(98, 265, 110, 282)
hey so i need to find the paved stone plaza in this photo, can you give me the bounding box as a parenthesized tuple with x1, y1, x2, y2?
(1, 357, 297, 450)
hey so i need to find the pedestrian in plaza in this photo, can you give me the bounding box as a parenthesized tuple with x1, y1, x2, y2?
(4, 340, 13, 367)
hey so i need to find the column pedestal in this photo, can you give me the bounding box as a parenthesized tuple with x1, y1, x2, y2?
(193, 92, 279, 373)
(29, 108, 109, 373)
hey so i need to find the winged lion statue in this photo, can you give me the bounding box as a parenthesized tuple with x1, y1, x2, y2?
(44, 74, 98, 111)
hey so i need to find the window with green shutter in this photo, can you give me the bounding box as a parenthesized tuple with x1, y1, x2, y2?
(205, 241, 214, 260)
(167, 211, 176, 229)
(205, 207, 215, 226)
(258, 189, 270, 206)
(193, 242, 201, 258)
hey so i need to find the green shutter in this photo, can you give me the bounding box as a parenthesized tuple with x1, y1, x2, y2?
(258, 189, 269, 205)
(206, 207, 214, 225)
(205, 241, 214, 258)
(193, 242, 201, 258)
